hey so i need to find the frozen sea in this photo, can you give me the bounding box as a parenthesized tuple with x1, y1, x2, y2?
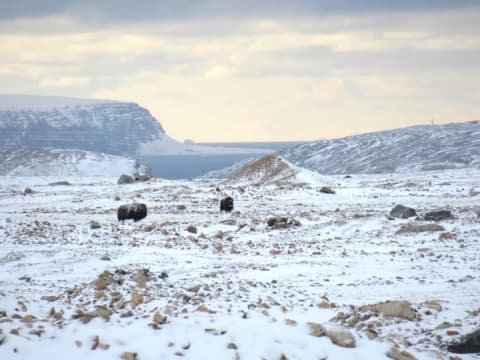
(137, 141, 308, 179)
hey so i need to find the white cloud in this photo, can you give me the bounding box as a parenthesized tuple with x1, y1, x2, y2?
(39, 76, 91, 88)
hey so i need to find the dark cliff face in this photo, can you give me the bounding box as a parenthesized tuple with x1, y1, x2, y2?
(280, 121, 480, 174)
(0, 102, 165, 156)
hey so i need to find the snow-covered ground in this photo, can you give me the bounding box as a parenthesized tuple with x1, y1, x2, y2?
(0, 169, 479, 359)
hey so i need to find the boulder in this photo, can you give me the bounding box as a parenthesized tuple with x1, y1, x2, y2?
(424, 210, 454, 221)
(386, 346, 417, 360)
(319, 186, 335, 194)
(117, 174, 135, 185)
(267, 217, 301, 229)
(396, 223, 445, 234)
(390, 205, 417, 219)
(373, 300, 415, 320)
(325, 327, 356, 348)
(447, 329, 480, 354)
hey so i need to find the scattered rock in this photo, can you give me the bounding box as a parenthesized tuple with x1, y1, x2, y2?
(153, 313, 167, 325)
(390, 205, 417, 219)
(469, 188, 479, 197)
(447, 329, 480, 354)
(94, 271, 113, 290)
(121, 352, 138, 360)
(73, 306, 112, 324)
(196, 305, 212, 313)
(132, 269, 150, 288)
(187, 284, 201, 293)
(373, 300, 415, 320)
(267, 217, 301, 229)
(117, 174, 135, 185)
(325, 327, 356, 348)
(134, 175, 151, 182)
(438, 232, 454, 240)
(187, 225, 197, 234)
(319, 186, 335, 194)
(41, 295, 58, 302)
(386, 345, 417, 360)
(21, 315, 36, 324)
(90, 220, 101, 229)
(120, 311, 134, 318)
(424, 210, 454, 221)
(422, 300, 443, 312)
(308, 322, 326, 337)
(48, 181, 71, 186)
(130, 292, 144, 307)
(396, 223, 445, 234)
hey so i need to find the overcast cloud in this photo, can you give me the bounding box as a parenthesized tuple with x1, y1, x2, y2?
(0, 1, 479, 141)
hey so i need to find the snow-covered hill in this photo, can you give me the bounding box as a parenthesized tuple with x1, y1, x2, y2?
(281, 121, 480, 174)
(227, 155, 325, 186)
(0, 95, 172, 156)
(0, 147, 149, 177)
(0, 95, 270, 156)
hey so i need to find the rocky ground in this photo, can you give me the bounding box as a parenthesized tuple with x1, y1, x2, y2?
(0, 169, 479, 359)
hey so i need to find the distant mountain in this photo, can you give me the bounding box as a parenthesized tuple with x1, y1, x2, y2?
(0, 95, 272, 157)
(0, 94, 175, 156)
(0, 147, 149, 177)
(280, 121, 480, 174)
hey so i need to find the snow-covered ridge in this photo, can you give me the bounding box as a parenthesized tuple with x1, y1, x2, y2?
(0, 94, 272, 157)
(0, 147, 150, 177)
(281, 120, 480, 174)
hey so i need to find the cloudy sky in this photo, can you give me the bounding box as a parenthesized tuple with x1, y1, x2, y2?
(1, 1, 479, 142)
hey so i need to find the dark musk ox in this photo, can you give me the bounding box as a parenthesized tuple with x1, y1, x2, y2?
(117, 203, 147, 223)
(220, 196, 234, 212)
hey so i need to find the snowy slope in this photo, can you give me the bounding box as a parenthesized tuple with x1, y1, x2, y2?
(227, 155, 326, 186)
(0, 169, 479, 359)
(0, 95, 271, 156)
(281, 121, 480, 174)
(0, 147, 149, 177)
(200, 156, 260, 179)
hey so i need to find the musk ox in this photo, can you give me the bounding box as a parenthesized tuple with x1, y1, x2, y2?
(117, 203, 147, 223)
(220, 196, 234, 212)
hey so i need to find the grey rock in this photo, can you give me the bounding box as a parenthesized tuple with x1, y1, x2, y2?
(267, 217, 301, 229)
(390, 205, 417, 219)
(396, 223, 445, 234)
(319, 186, 336, 194)
(118, 174, 134, 184)
(424, 210, 454, 221)
(447, 329, 480, 354)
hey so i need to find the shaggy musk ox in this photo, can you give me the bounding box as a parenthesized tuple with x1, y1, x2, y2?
(117, 203, 147, 223)
(220, 196, 234, 212)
